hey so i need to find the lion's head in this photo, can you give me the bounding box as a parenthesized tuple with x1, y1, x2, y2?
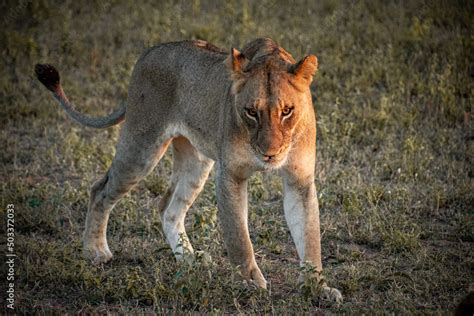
(227, 38, 318, 168)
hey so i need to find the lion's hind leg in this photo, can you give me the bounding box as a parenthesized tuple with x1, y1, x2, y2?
(158, 136, 214, 261)
(83, 134, 172, 264)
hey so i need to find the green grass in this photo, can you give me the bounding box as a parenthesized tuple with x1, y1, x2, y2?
(1, 0, 473, 313)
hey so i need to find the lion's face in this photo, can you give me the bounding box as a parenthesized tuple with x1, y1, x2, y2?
(228, 47, 318, 168)
(235, 75, 307, 167)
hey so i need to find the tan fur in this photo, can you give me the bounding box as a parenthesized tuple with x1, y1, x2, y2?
(37, 38, 342, 303)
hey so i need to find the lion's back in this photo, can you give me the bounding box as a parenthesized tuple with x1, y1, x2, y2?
(124, 40, 230, 135)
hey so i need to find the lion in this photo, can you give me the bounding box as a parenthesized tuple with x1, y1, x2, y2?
(35, 38, 342, 302)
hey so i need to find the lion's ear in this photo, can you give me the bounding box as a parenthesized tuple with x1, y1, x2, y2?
(289, 55, 318, 86)
(228, 48, 248, 73)
(226, 48, 249, 94)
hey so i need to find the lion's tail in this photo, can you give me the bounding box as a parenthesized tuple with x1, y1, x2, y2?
(34, 64, 126, 128)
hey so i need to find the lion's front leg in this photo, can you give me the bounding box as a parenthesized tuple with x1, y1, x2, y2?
(216, 167, 267, 289)
(282, 171, 343, 303)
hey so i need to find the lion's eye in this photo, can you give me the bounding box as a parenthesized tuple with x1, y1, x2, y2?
(282, 106, 294, 116)
(245, 108, 258, 119)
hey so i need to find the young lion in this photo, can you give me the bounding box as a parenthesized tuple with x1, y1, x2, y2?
(35, 38, 342, 302)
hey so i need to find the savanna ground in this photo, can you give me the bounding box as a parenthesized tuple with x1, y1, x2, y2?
(1, 0, 473, 314)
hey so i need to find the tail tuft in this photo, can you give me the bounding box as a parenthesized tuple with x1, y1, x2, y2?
(35, 64, 60, 92)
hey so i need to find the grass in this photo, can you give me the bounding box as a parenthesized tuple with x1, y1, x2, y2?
(1, 0, 473, 313)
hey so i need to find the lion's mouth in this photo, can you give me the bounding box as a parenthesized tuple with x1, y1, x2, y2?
(254, 147, 290, 168)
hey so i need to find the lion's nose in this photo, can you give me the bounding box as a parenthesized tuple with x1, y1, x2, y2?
(263, 155, 274, 161)
(261, 147, 281, 158)
(257, 146, 280, 160)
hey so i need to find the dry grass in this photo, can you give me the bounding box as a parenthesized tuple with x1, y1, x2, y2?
(1, 0, 473, 314)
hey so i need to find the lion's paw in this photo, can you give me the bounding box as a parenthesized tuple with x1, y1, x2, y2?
(321, 285, 343, 304)
(250, 266, 267, 289)
(239, 264, 267, 290)
(83, 240, 113, 264)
